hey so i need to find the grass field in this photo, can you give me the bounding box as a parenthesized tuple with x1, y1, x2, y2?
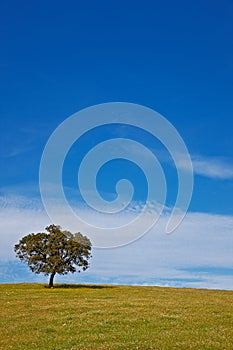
(0, 283, 232, 349)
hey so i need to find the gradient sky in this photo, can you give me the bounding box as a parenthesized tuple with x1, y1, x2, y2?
(0, 1, 233, 288)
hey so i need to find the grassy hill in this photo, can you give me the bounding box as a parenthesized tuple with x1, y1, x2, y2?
(0, 283, 232, 349)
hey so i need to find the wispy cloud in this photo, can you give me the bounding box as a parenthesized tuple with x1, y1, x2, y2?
(191, 155, 233, 180)
(161, 151, 233, 180)
(0, 194, 232, 289)
(0, 146, 33, 158)
(0, 124, 48, 159)
(100, 140, 233, 180)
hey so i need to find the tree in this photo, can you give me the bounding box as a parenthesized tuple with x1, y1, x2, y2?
(14, 225, 92, 288)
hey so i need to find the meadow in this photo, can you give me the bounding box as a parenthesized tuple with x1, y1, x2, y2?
(0, 283, 232, 349)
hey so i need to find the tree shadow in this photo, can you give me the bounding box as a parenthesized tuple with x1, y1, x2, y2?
(45, 283, 115, 289)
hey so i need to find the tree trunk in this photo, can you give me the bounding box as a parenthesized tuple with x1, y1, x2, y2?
(49, 272, 55, 288)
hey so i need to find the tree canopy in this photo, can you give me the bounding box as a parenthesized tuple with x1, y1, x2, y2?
(14, 225, 92, 287)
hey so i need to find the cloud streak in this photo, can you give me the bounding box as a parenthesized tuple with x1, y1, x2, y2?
(191, 155, 233, 179)
(102, 141, 233, 180)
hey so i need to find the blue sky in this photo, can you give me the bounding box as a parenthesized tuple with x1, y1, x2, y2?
(0, 0, 233, 289)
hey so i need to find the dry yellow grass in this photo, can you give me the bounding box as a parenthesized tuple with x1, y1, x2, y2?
(0, 283, 233, 349)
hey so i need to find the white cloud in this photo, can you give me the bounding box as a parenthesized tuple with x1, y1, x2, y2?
(191, 155, 233, 179)
(0, 194, 233, 289)
(162, 152, 233, 180)
(98, 140, 233, 180)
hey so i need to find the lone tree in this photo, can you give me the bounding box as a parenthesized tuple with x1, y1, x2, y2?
(14, 225, 92, 288)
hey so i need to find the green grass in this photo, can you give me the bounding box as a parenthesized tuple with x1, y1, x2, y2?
(0, 283, 233, 349)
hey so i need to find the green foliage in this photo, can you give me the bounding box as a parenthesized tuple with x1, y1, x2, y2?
(14, 225, 92, 287)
